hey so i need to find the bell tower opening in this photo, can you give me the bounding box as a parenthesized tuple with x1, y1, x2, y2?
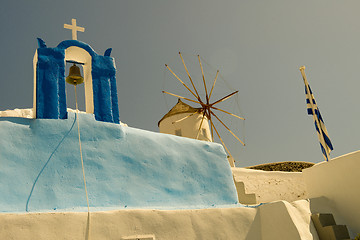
(64, 46, 94, 114)
(65, 61, 86, 112)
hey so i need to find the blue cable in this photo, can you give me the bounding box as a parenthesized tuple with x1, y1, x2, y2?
(26, 115, 77, 212)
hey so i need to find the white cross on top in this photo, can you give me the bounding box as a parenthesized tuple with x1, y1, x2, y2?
(64, 19, 85, 40)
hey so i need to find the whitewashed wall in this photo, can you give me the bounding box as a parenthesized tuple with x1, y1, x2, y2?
(303, 150, 360, 236)
(232, 168, 308, 204)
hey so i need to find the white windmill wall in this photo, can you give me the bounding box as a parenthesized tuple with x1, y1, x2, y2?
(159, 112, 212, 142)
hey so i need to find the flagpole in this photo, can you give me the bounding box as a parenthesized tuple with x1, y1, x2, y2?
(299, 66, 330, 161)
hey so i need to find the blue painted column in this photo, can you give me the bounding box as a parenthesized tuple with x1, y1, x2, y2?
(92, 55, 119, 123)
(110, 75, 120, 124)
(36, 48, 67, 119)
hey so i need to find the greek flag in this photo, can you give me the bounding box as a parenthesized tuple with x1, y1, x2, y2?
(301, 67, 333, 161)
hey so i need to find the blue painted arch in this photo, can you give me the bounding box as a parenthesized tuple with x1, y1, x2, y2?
(57, 40, 98, 57)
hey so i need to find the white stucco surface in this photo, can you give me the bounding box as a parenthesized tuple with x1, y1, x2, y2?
(0, 108, 34, 118)
(0, 200, 319, 240)
(0, 108, 128, 126)
(232, 168, 308, 203)
(303, 150, 360, 237)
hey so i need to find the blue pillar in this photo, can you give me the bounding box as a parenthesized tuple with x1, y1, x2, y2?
(92, 55, 119, 123)
(36, 48, 67, 119)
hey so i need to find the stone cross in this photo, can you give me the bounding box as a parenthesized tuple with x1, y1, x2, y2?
(64, 19, 85, 40)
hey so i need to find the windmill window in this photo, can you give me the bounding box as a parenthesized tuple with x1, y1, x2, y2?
(175, 129, 182, 136)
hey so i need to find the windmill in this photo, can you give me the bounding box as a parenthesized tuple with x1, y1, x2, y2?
(161, 52, 245, 165)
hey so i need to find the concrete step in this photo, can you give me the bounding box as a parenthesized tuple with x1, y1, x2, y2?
(311, 213, 351, 240)
(323, 225, 351, 240)
(233, 180, 257, 205)
(316, 213, 336, 227)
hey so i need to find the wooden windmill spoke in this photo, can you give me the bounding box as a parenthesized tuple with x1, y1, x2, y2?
(163, 54, 246, 164)
(211, 90, 239, 106)
(198, 55, 209, 103)
(209, 119, 234, 159)
(208, 70, 219, 101)
(210, 110, 245, 146)
(172, 111, 197, 124)
(162, 91, 201, 105)
(179, 52, 201, 100)
(165, 64, 198, 99)
(211, 106, 245, 120)
(196, 111, 206, 139)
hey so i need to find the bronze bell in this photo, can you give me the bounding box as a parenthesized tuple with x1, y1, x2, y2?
(66, 64, 84, 85)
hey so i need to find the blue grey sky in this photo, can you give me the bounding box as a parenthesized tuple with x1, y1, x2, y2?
(1, 0, 359, 167)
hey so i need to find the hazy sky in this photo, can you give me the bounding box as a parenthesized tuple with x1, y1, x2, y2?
(1, 0, 359, 167)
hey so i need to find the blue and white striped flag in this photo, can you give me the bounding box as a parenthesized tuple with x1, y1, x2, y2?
(300, 66, 333, 161)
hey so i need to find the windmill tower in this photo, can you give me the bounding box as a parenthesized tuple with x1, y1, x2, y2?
(158, 99, 212, 142)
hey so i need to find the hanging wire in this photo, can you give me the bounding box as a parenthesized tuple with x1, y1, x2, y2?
(26, 115, 77, 212)
(74, 85, 90, 213)
(205, 56, 245, 139)
(197, 55, 246, 147)
(74, 84, 92, 239)
(26, 83, 92, 217)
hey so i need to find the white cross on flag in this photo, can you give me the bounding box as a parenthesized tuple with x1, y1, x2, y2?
(300, 66, 333, 161)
